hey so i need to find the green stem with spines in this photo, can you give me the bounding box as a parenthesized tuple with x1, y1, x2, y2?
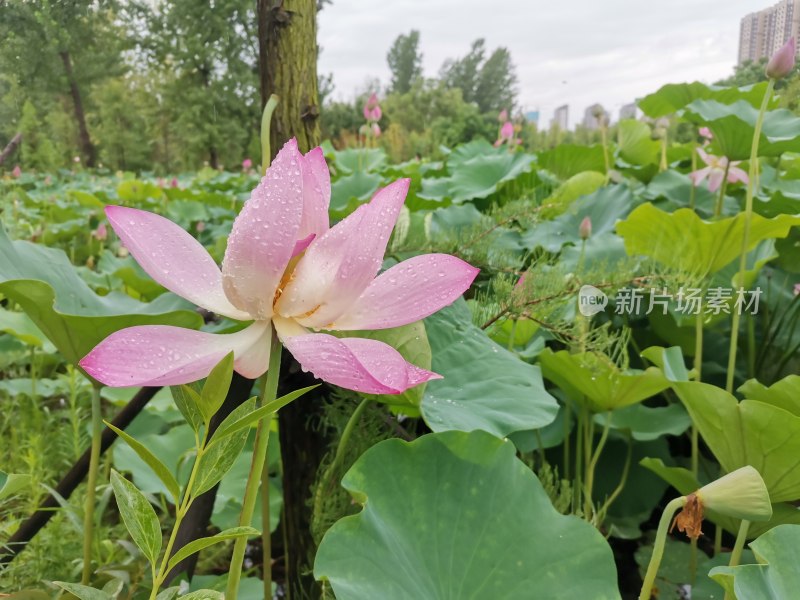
(638, 496, 688, 600)
(725, 78, 775, 395)
(226, 333, 282, 600)
(723, 520, 751, 600)
(312, 397, 372, 533)
(81, 384, 103, 585)
(148, 426, 209, 599)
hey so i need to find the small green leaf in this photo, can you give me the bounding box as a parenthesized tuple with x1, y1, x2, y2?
(110, 470, 162, 565)
(101, 579, 124, 598)
(155, 588, 180, 600)
(53, 582, 112, 600)
(192, 399, 255, 496)
(0, 470, 31, 500)
(105, 421, 181, 503)
(199, 352, 235, 422)
(171, 384, 204, 432)
(166, 526, 259, 571)
(641, 346, 690, 381)
(208, 385, 318, 448)
(178, 590, 224, 599)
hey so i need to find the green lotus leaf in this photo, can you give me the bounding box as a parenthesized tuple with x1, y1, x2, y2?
(539, 348, 670, 413)
(0, 225, 202, 366)
(314, 430, 621, 600)
(421, 300, 558, 436)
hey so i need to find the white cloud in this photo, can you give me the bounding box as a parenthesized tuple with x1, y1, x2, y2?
(318, 0, 770, 127)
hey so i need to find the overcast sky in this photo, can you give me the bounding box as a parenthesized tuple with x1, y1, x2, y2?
(318, 0, 772, 127)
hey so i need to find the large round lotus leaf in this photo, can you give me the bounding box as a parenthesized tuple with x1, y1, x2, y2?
(616, 203, 800, 279)
(683, 99, 800, 160)
(421, 300, 558, 436)
(0, 226, 201, 366)
(637, 81, 773, 118)
(710, 525, 800, 599)
(314, 430, 621, 600)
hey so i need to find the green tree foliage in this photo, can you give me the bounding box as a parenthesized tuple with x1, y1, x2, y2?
(139, 0, 260, 170)
(387, 30, 423, 94)
(0, 0, 131, 166)
(440, 38, 518, 113)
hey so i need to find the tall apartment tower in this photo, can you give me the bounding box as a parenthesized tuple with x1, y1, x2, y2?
(551, 105, 569, 130)
(739, 0, 800, 64)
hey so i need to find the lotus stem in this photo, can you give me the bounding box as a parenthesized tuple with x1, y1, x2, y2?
(312, 397, 372, 533)
(723, 520, 751, 600)
(725, 78, 775, 394)
(149, 429, 208, 599)
(689, 147, 697, 210)
(584, 412, 611, 523)
(260, 95, 280, 175)
(81, 384, 103, 585)
(713, 160, 730, 218)
(226, 332, 282, 600)
(639, 496, 687, 600)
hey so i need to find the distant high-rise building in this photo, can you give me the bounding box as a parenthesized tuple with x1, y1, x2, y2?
(582, 104, 609, 130)
(525, 110, 540, 124)
(738, 0, 800, 65)
(551, 105, 568, 130)
(620, 103, 638, 120)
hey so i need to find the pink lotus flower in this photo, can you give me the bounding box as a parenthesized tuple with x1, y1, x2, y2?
(93, 223, 108, 241)
(371, 123, 381, 137)
(12, 165, 21, 178)
(170, 177, 179, 188)
(494, 121, 515, 147)
(688, 148, 748, 193)
(363, 93, 382, 122)
(698, 127, 713, 142)
(766, 37, 796, 79)
(79, 139, 478, 394)
(242, 158, 253, 170)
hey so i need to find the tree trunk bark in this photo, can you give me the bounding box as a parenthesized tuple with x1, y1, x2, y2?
(0, 133, 22, 166)
(59, 51, 96, 167)
(259, 3, 325, 595)
(259, 0, 321, 157)
(277, 377, 331, 599)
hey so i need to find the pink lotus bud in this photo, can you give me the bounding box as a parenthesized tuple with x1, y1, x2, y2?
(196, 221, 206, 233)
(93, 223, 108, 241)
(698, 126, 713, 140)
(579, 216, 592, 240)
(794, 283, 800, 296)
(156, 178, 165, 188)
(170, 177, 178, 188)
(498, 109, 508, 122)
(500, 121, 514, 139)
(12, 165, 21, 178)
(363, 93, 382, 122)
(242, 158, 253, 170)
(73, 156, 81, 163)
(372, 123, 381, 137)
(766, 37, 796, 79)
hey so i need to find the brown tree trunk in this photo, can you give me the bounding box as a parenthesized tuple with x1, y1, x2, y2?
(259, 0, 321, 157)
(277, 375, 331, 599)
(0, 133, 22, 166)
(59, 51, 96, 167)
(258, 4, 325, 596)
